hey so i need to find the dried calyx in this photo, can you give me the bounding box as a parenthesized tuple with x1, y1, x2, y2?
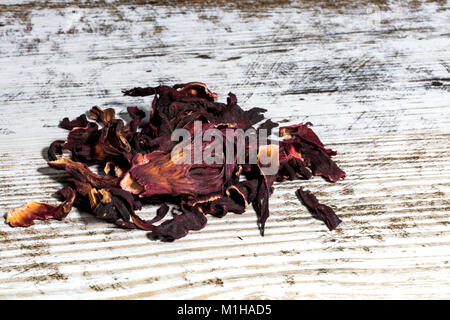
(6, 82, 346, 241)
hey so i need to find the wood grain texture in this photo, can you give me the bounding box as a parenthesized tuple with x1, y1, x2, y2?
(0, 0, 449, 299)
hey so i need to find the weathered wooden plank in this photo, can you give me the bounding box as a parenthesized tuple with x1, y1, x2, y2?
(0, 0, 449, 299)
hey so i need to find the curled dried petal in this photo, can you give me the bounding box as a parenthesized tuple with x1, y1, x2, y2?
(226, 185, 248, 209)
(130, 205, 207, 241)
(6, 187, 76, 227)
(280, 122, 337, 156)
(47, 140, 65, 161)
(89, 106, 116, 123)
(296, 187, 342, 231)
(152, 206, 207, 241)
(127, 204, 169, 230)
(121, 151, 225, 198)
(300, 143, 346, 182)
(48, 157, 119, 188)
(175, 82, 218, 101)
(59, 114, 89, 130)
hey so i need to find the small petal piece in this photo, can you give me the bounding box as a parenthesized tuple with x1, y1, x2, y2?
(296, 187, 342, 231)
(6, 187, 76, 227)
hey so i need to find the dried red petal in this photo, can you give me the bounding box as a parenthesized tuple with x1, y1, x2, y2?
(280, 122, 337, 156)
(59, 114, 89, 130)
(6, 187, 76, 227)
(300, 143, 346, 182)
(121, 151, 226, 198)
(47, 140, 65, 161)
(89, 105, 116, 123)
(125, 106, 146, 134)
(49, 157, 119, 188)
(127, 204, 169, 230)
(189, 194, 245, 217)
(129, 205, 207, 241)
(151, 206, 207, 241)
(279, 123, 346, 182)
(296, 187, 342, 230)
(174, 82, 218, 101)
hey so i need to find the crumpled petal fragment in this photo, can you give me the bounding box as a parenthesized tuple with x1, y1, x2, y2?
(47, 140, 65, 161)
(6, 187, 76, 227)
(300, 143, 346, 182)
(279, 123, 346, 182)
(152, 206, 207, 241)
(129, 204, 207, 241)
(49, 157, 119, 188)
(174, 82, 218, 101)
(121, 151, 225, 198)
(295, 187, 342, 230)
(59, 114, 89, 130)
(126, 204, 170, 230)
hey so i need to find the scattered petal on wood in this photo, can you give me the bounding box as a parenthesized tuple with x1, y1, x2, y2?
(296, 187, 342, 231)
(6, 187, 76, 227)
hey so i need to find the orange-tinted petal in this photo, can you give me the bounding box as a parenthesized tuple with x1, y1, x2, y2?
(6, 187, 76, 227)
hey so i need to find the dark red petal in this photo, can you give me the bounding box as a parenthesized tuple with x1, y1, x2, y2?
(125, 106, 146, 133)
(280, 122, 337, 156)
(48, 157, 119, 188)
(296, 187, 342, 231)
(300, 143, 346, 182)
(122, 151, 225, 198)
(131, 205, 207, 241)
(175, 82, 218, 101)
(128, 204, 169, 230)
(122, 86, 157, 97)
(59, 114, 89, 130)
(258, 119, 279, 135)
(252, 177, 271, 236)
(151, 206, 207, 241)
(47, 140, 65, 161)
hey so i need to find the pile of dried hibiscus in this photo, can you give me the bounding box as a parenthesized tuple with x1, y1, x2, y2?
(6, 82, 346, 241)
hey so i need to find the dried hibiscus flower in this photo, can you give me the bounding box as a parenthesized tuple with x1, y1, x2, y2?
(6, 82, 345, 241)
(6, 187, 76, 227)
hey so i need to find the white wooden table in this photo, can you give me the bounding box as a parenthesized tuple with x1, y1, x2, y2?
(0, 0, 449, 299)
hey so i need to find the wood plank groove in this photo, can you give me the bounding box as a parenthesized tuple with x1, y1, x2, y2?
(2, 223, 450, 274)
